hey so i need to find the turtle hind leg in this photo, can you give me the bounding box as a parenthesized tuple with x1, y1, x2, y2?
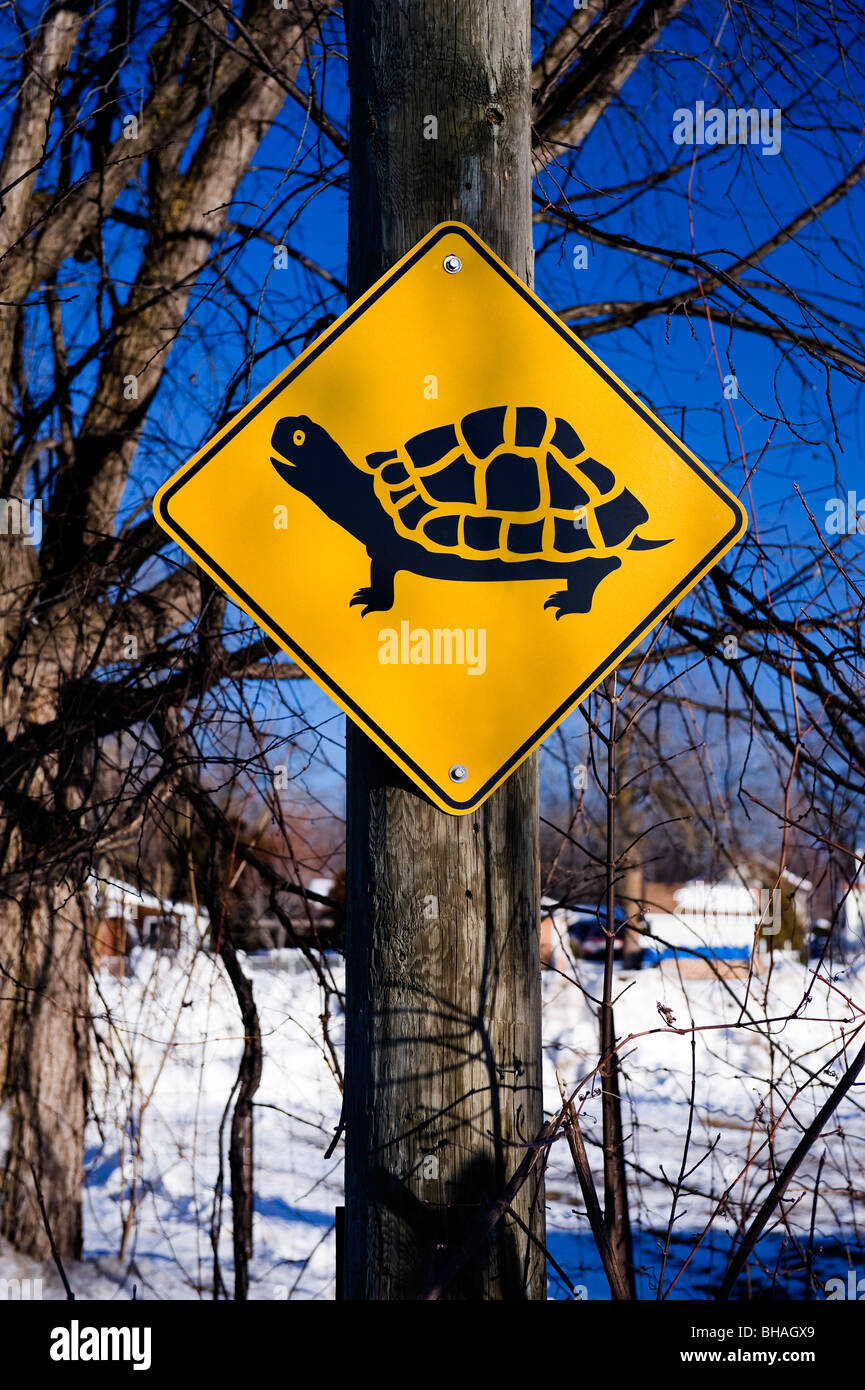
(349, 557, 396, 617)
(544, 555, 621, 620)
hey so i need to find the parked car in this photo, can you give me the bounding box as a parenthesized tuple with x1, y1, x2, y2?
(565, 902, 646, 968)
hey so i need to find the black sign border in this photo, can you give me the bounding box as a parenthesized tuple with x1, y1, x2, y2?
(157, 223, 747, 813)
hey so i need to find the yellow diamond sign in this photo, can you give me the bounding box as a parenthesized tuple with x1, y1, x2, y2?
(154, 222, 746, 814)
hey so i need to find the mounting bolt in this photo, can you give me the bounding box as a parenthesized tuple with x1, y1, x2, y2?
(449, 764, 468, 783)
(443, 254, 462, 274)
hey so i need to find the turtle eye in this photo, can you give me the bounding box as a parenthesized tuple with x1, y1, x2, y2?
(293, 429, 305, 447)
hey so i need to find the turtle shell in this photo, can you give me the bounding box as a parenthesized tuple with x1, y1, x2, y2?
(366, 405, 652, 562)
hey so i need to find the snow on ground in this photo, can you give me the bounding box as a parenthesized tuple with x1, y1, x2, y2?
(2, 940, 864, 1300)
(542, 950, 865, 1298)
(84, 944, 344, 1301)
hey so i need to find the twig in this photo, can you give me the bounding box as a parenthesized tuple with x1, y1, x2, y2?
(804, 1150, 826, 1300)
(324, 1096, 345, 1160)
(599, 676, 636, 1297)
(420, 1120, 560, 1300)
(30, 1162, 75, 1300)
(718, 1034, 865, 1299)
(657, 1026, 697, 1299)
(557, 1074, 632, 1299)
(794, 483, 865, 605)
(503, 1200, 584, 1300)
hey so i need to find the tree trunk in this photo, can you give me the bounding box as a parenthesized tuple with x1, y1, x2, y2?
(0, 888, 89, 1260)
(616, 720, 647, 966)
(219, 929, 262, 1301)
(343, 0, 544, 1301)
(600, 685, 636, 1297)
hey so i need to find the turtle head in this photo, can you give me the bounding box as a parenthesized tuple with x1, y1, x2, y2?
(270, 415, 356, 504)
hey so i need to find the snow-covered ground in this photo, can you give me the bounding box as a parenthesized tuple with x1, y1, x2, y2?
(2, 941, 863, 1300)
(543, 950, 865, 1298)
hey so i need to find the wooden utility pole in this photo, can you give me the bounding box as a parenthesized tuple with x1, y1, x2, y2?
(343, 0, 544, 1300)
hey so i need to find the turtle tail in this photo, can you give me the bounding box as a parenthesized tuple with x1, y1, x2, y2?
(628, 533, 672, 551)
(595, 486, 672, 551)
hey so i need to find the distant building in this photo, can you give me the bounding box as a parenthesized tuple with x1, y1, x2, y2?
(88, 872, 343, 967)
(642, 869, 812, 963)
(88, 876, 209, 970)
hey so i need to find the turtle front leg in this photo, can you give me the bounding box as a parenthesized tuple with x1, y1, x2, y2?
(350, 556, 396, 617)
(544, 555, 621, 620)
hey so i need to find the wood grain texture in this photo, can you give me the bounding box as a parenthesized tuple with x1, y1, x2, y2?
(343, 0, 544, 1300)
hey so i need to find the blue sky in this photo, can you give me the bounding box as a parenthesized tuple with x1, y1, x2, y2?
(5, 0, 853, 540)
(115, 3, 865, 548)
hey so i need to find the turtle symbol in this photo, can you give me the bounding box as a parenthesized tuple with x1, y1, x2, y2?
(270, 405, 671, 619)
